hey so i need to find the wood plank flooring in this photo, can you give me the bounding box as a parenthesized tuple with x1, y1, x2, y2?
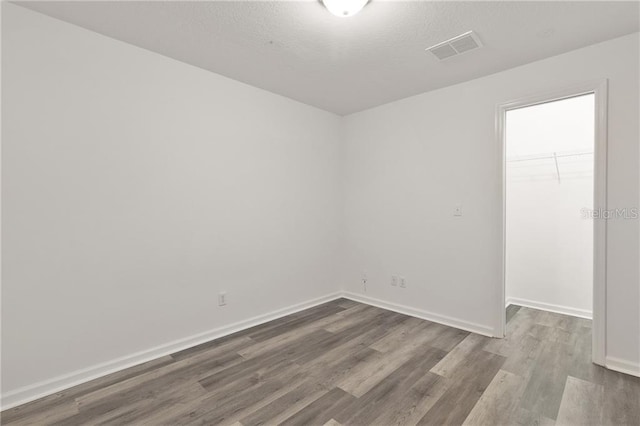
(2, 299, 639, 425)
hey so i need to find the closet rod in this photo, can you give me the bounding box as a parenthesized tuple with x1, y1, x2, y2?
(506, 150, 593, 163)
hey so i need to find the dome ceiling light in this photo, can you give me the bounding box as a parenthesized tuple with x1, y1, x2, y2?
(322, 0, 370, 18)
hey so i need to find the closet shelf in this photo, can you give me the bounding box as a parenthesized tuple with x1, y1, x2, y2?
(506, 150, 593, 183)
(506, 150, 593, 163)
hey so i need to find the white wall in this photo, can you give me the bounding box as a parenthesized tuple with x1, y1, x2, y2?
(342, 33, 639, 369)
(506, 160, 594, 317)
(505, 95, 594, 318)
(2, 3, 342, 399)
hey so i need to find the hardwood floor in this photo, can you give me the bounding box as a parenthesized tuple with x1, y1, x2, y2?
(2, 299, 639, 425)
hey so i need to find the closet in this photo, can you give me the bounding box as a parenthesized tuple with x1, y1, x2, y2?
(505, 94, 595, 319)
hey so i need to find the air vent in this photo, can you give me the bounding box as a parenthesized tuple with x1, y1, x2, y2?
(426, 31, 483, 60)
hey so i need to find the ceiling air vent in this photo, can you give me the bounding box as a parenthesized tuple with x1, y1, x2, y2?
(426, 31, 483, 60)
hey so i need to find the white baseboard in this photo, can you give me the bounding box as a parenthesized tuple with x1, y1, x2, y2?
(342, 291, 498, 338)
(0, 292, 343, 410)
(2, 290, 617, 411)
(0, 290, 499, 410)
(606, 356, 640, 378)
(506, 297, 592, 320)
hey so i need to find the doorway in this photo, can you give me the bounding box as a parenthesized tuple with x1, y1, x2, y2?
(497, 81, 608, 366)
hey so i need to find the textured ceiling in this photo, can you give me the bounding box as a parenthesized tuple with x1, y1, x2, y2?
(15, 1, 640, 115)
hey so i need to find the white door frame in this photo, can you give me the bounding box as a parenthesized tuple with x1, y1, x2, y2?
(496, 79, 608, 366)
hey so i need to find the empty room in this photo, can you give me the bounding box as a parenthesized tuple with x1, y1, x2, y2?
(1, 1, 639, 425)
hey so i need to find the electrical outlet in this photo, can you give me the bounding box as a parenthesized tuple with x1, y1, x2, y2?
(362, 272, 368, 292)
(391, 275, 398, 286)
(218, 292, 227, 306)
(399, 276, 406, 288)
(454, 204, 463, 217)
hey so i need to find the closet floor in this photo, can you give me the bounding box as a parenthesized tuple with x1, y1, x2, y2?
(2, 299, 639, 425)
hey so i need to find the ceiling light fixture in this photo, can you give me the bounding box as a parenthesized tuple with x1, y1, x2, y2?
(322, 0, 369, 18)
